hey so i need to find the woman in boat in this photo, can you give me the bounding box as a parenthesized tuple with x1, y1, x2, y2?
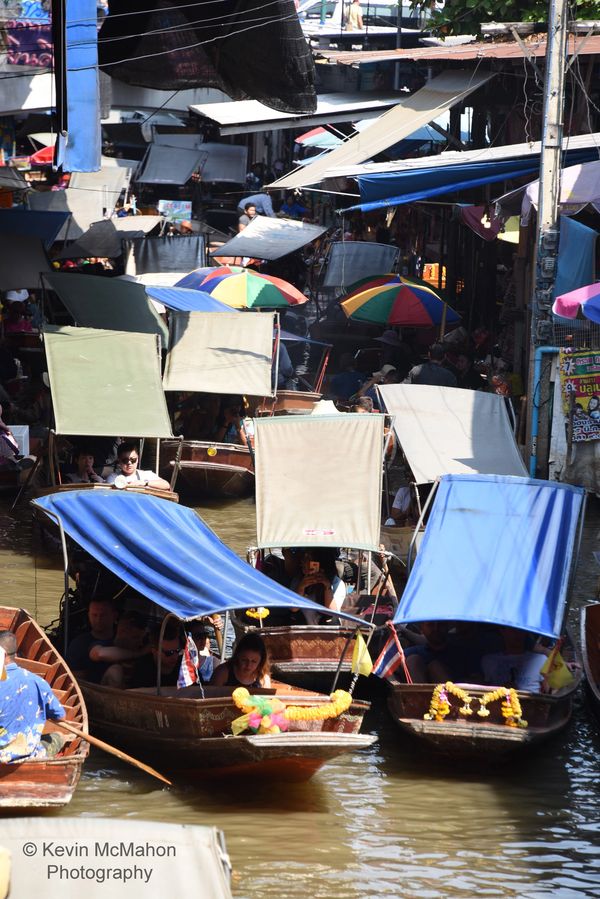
(292, 548, 346, 624)
(210, 633, 271, 688)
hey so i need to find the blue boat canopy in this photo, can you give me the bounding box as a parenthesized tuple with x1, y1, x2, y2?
(394, 475, 585, 639)
(32, 491, 363, 623)
(345, 147, 597, 213)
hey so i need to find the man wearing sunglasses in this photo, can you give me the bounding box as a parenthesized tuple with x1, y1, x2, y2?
(129, 623, 182, 689)
(106, 441, 170, 491)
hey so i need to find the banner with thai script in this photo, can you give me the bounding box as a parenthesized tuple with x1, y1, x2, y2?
(559, 349, 600, 442)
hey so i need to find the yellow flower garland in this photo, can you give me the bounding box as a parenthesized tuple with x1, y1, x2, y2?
(245, 607, 270, 620)
(231, 687, 352, 735)
(424, 682, 527, 728)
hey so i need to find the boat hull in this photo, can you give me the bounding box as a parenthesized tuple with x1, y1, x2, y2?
(81, 681, 373, 782)
(161, 440, 254, 498)
(0, 606, 89, 810)
(581, 602, 600, 718)
(387, 680, 578, 760)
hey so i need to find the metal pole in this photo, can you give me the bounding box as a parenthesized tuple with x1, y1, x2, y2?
(527, 0, 569, 459)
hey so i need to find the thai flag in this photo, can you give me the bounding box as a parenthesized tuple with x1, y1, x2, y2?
(177, 634, 200, 688)
(372, 633, 404, 680)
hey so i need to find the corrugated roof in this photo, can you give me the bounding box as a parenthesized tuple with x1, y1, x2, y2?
(319, 34, 600, 66)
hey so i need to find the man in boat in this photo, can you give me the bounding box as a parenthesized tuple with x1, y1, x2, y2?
(0, 630, 66, 763)
(106, 442, 170, 491)
(65, 597, 119, 682)
(211, 399, 249, 446)
(481, 627, 547, 693)
(128, 623, 183, 689)
(65, 445, 105, 484)
(403, 344, 458, 388)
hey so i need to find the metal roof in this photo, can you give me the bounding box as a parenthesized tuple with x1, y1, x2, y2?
(318, 34, 600, 66)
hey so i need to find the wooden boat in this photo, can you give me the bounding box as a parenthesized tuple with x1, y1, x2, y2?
(160, 439, 254, 499)
(581, 602, 600, 718)
(0, 605, 88, 809)
(385, 474, 586, 761)
(80, 680, 373, 782)
(388, 663, 581, 761)
(257, 389, 322, 415)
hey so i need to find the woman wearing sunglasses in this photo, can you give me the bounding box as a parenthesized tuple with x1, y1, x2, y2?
(106, 441, 170, 491)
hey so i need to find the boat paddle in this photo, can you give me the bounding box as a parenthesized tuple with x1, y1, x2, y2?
(55, 719, 172, 786)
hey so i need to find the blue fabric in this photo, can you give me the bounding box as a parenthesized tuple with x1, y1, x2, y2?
(0, 209, 70, 248)
(347, 148, 598, 213)
(32, 491, 362, 623)
(0, 663, 65, 762)
(394, 474, 584, 638)
(176, 268, 220, 290)
(62, 0, 100, 172)
(145, 286, 233, 313)
(553, 216, 599, 322)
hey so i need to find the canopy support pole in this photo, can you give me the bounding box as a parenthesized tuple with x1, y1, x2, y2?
(170, 435, 184, 492)
(156, 611, 178, 696)
(406, 479, 439, 575)
(221, 611, 230, 662)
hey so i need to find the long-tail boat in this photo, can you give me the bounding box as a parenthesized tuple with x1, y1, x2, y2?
(385, 473, 585, 759)
(32, 490, 375, 782)
(0, 606, 88, 808)
(581, 602, 600, 719)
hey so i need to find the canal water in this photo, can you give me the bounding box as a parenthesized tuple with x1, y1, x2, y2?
(2, 495, 599, 898)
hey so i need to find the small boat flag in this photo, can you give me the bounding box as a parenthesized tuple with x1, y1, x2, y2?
(177, 634, 200, 688)
(351, 631, 373, 677)
(0, 647, 6, 681)
(373, 631, 406, 680)
(540, 648, 575, 691)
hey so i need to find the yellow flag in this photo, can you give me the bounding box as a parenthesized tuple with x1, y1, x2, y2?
(351, 632, 373, 677)
(540, 650, 575, 690)
(0, 648, 6, 682)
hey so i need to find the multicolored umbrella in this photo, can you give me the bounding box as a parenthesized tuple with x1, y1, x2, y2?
(175, 267, 223, 290)
(295, 127, 342, 151)
(200, 268, 307, 308)
(341, 273, 400, 303)
(29, 144, 55, 165)
(552, 282, 600, 322)
(340, 275, 460, 327)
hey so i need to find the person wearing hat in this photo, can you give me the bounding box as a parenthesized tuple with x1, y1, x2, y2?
(352, 363, 399, 411)
(374, 329, 413, 380)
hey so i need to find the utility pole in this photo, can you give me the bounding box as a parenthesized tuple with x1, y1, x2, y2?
(527, 0, 569, 475)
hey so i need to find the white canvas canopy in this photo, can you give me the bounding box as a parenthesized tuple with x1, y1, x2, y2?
(378, 384, 527, 484)
(44, 325, 173, 437)
(254, 413, 385, 551)
(211, 216, 326, 261)
(163, 312, 276, 397)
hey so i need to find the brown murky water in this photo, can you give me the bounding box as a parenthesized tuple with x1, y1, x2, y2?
(2, 495, 600, 898)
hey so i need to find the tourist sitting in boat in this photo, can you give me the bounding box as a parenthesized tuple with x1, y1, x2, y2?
(128, 623, 183, 689)
(98, 611, 152, 688)
(384, 480, 417, 527)
(328, 353, 366, 403)
(0, 630, 66, 763)
(401, 621, 491, 684)
(65, 446, 105, 484)
(106, 442, 171, 491)
(188, 622, 219, 682)
(210, 632, 271, 688)
(291, 549, 346, 624)
(481, 627, 547, 693)
(65, 597, 119, 683)
(350, 397, 373, 414)
(211, 399, 248, 446)
(352, 364, 399, 411)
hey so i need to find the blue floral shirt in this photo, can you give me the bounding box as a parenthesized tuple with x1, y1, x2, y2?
(0, 663, 65, 762)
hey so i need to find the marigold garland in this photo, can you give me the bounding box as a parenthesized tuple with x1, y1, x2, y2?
(245, 607, 270, 620)
(424, 682, 527, 728)
(231, 687, 352, 735)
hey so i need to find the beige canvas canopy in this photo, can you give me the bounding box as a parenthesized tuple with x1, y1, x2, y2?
(254, 413, 385, 551)
(163, 311, 276, 397)
(44, 325, 173, 437)
(378, 384, 527, 484)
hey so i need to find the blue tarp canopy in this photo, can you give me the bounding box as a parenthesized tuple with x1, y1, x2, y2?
(32, 490, 362, 623)
(0, 209, 71, 248)
(145, 285, 232, 313)
(394, 474, 585, 638)
(347, 148, 597, 213)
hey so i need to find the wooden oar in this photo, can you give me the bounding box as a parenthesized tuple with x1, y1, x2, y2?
(55, 719, 172, 786)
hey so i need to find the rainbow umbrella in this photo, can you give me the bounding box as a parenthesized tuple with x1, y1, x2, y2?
(29, 144, 55, 165)
(341, 273, 400, 303)
(340, 275, 460, 327)
(175, 267, 223, 290)
(553, 282, 600, 322)
(201, 268, 306, 308)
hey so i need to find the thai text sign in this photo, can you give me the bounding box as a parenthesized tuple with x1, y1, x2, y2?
(559, 349, 600, 442)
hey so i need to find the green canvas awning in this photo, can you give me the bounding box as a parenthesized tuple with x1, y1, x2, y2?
(45, 271, 168, 343)
(43, 325, 173, 437)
